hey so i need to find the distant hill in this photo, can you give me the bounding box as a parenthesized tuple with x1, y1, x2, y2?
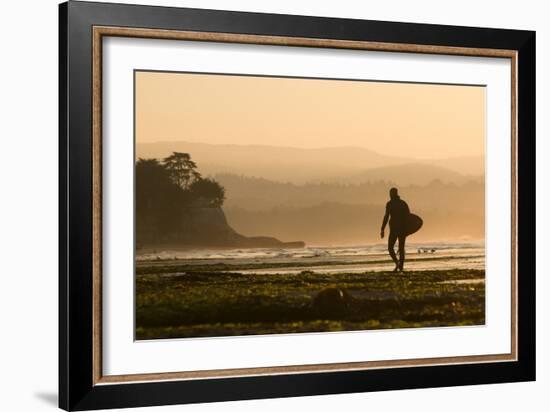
(427, 156, 484, 176)
(214, 173, 484, 213)
(331, 163, 472, 186)
(137, 140, 483, 184)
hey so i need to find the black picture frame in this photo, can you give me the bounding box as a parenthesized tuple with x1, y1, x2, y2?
(59, 1, 536, 410)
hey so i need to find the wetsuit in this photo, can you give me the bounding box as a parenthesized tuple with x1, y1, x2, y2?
(381, 196, 410, 270)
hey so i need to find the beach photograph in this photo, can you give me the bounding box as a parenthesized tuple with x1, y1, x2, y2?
(134, 70, 486, 340)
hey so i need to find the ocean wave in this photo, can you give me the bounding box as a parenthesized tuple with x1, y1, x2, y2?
(136, 242, 484, 262)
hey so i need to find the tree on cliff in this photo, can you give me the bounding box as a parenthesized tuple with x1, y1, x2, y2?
(163, 152, 202, 189)
(189, 178, 225, 207)
(136, 154, 228, 244)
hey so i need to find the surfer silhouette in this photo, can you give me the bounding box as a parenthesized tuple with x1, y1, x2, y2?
(380, 188, 410, 272)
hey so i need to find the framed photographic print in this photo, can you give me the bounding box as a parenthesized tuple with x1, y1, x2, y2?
(59, 1, 535, 410)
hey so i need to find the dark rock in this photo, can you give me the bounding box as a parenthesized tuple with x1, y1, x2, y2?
(311, 288, 353, 316)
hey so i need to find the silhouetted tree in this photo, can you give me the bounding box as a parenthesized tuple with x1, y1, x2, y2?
(136, 158, 182, 239)
(136, 155, 228, 245)
(189, 178, 226, 207)
(163, 152, 201, 189)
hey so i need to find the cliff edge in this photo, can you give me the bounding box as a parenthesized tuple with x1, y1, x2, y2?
(137, 205, 305, 249)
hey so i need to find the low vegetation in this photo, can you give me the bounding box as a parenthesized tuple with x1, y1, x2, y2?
(136, 267, 485, 340)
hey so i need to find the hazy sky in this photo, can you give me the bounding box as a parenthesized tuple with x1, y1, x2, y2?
(135, 71, 485, 159)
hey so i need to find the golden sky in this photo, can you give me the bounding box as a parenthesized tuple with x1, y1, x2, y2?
(135, 71, 485, 159)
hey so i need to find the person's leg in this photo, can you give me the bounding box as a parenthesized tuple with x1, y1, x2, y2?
(388, 231, 399, 271)
(398, 234, 407, 271)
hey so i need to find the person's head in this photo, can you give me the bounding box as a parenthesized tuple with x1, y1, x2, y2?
(389, 187, 399, 199)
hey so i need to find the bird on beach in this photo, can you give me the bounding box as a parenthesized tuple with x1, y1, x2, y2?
(417, 248, 437, 254)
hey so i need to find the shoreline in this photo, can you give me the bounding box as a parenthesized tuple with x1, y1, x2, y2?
(136, 240, 485, 255)
(136, 254, 485, 275)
